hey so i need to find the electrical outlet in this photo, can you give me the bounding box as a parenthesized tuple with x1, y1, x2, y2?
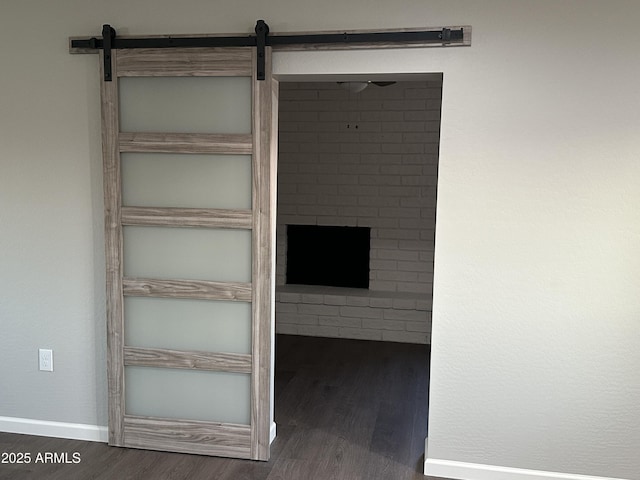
(39, 348, 53, 372)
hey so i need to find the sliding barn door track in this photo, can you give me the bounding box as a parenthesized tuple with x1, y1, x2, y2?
(70, 20, 470, 81)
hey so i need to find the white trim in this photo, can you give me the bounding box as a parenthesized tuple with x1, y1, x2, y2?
(424, 457, 631, 480)
(270, 421, 277, 444)
(424, 436, 429, 473)
(0, 416, 108, 443)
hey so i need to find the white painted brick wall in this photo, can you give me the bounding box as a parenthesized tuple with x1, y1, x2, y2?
(276, 80, 441, 344)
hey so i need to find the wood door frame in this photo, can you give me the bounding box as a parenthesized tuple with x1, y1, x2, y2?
(100, 46, 277, 461)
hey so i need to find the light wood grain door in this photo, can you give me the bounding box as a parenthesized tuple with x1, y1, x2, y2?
(100, 47, 277, 460)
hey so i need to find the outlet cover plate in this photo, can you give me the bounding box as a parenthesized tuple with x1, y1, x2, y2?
(39, 348, 53, 372)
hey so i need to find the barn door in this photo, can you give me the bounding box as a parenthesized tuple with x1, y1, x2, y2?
(100, 46, 277, 460)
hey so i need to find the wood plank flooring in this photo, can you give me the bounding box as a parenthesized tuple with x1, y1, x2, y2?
(0, 335, 448, 480)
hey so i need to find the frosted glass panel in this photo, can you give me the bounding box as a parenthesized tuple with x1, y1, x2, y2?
(124, 227, 251, 282)
(119, 77, 251, 134)
(121, 153, 251, 209)
(124, 297, 251, 354)
(126, 367, 250, 424)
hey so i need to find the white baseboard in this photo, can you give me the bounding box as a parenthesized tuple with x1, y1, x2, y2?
(270, 422, 277, 444)
(423, 438, 629, 480)
(0, 416, 108, 443)
(425, 436, 429, 472)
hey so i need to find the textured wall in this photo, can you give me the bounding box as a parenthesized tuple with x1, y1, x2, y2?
(1, 1, 639, 479)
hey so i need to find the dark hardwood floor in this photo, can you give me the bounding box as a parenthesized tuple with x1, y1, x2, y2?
(0, 335, 447, 480)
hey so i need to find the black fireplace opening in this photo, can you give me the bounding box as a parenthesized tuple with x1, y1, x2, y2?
(286, 225, 370, 289)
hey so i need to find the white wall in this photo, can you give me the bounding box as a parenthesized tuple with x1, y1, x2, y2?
(1, 1, 639, 479)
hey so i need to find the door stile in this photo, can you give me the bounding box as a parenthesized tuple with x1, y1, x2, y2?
(250, 46, 277, 461)
(100, 49, 125, 447)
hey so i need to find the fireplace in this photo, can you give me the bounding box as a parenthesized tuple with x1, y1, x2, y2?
(286, 225, 370, 289)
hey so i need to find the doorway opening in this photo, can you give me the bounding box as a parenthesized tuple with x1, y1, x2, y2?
(275, 75, 440, 341)
(272, 74, 442, 476)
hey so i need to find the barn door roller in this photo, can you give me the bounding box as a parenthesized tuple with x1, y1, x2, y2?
(71, 20, 467, 81)
(101, 24, 116, 82)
